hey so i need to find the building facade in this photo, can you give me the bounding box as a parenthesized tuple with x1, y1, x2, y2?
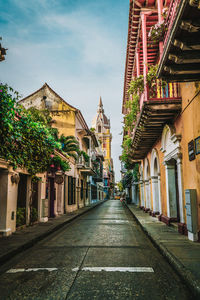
(122, 0, 200, 241)
(19, 83, 101, 217)
(92, 98, 115, 199)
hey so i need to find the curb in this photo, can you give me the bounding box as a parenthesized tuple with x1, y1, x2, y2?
(0, 200, 107, 267)
(125, 204, 200, 299)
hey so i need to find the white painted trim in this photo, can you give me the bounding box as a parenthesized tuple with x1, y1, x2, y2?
(0, 228, 12, 236)
(188, 231, 198, 242)
(40, 217, 48, 222)
(150, 149, 161, 213)
(162, 125, 184, 222)
(176, 158, 185, 223)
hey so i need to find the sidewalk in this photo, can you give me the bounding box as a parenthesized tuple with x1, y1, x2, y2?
(126, 204, 200, 298)
(0, 200, 106, 267)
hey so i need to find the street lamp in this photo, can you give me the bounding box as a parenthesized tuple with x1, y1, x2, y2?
(0, 38, 7, 62)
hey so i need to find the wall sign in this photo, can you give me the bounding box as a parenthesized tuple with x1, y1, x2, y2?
(195, 136, 200, 155)
(55, 175, 64, 184)
(188, 140, 195, 161)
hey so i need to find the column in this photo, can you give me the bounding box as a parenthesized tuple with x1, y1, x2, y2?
(158, 175, 162, 214)
(136, 49, 140, 77)
(139, 180, 145, 207)
(151, 176, 159, 213)
(144, 180, 150, 209)
(176, 157, 185, 223)
(0, 170, 19, 236)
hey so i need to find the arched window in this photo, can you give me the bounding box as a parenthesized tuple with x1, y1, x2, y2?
(98, 125, 101, 133)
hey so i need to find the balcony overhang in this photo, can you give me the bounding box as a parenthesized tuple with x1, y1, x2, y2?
(131, 100, 182, 160)
(93, 176, 103, 182)
(79, 167, 96, 176)
(158, 0, 200, 81)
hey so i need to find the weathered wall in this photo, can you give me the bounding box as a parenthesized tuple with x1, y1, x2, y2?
(20, 85, 76, 137)
(180, 82, 200, 230)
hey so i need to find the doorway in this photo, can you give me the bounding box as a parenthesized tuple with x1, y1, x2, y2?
(49, 178, 55, 218)
(17, 174, 27, 227)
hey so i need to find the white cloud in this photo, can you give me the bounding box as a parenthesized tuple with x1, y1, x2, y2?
(1, 1, 128, 181)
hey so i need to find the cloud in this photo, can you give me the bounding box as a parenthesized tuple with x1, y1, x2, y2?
(42, 10, 123, 70)
(0, 0, 129, 180)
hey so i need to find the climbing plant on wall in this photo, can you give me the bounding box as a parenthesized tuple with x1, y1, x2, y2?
(0, 84, 70, 175)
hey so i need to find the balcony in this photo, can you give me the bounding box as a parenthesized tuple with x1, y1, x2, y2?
(77, 155, 96, 175)
(157, 0, 200, 81)
(131, 81, 181, 160)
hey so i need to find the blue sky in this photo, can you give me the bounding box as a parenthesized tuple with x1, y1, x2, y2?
(0, 0, 129, 181)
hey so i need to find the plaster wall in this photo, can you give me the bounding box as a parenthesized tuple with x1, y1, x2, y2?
(180, 82, 200, 230)
(20, 86, 76, 137)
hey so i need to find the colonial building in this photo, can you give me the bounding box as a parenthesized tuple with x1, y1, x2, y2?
(122, 0, 200, 241)
(92, 98, 115, 199)
(19, 83, 100, 216)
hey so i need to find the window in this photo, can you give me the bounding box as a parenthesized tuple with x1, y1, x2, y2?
(86, 183, 89, 199)
(73, 177, 76, 204)
(81, 179, 84, 200)
(68, 176, 76, 205)
(98, 125, 101, 133)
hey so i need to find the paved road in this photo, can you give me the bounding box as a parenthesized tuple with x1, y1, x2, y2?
(0, 200, 192, 299)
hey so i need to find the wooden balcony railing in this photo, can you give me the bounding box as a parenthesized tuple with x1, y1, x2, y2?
(139, 81, 181, 109)
(148, 80, 181, 100)
(163, 0, 181, 47)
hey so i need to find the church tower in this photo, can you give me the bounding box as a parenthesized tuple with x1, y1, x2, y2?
(92, 97, 114, 198)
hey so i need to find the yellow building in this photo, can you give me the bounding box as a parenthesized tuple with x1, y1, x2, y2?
(19, 83, 96, 214)
(92, 98, 114, 198)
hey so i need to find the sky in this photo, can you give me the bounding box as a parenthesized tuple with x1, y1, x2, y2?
(0, 0, 129, 181)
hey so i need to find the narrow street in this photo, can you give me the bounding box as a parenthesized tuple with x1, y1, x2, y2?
(0, 200, 191, 300)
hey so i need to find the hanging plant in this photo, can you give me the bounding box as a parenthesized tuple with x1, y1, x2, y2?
(122, 171, 133, 189)
(81, 151, 90, 162)
(148, 20, 167, 44)
(128, 75, 144, 96)
(162, 8, 168, 20)
(50, 155, 70, 172)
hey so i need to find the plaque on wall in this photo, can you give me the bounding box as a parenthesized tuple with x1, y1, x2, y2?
(55, 175, 64, 184)
(195, 136, 200, 155)
(188, 140, 195, 161)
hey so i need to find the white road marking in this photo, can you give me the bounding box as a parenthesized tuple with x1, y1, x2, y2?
(110, 220, 129, 223)
(72, 267, 154, 272)
(6, 268, 58, 273)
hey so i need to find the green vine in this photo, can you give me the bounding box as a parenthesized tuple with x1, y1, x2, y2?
(121, 65, 166, 168)
(128, 75, 144, 96)
(81, 151, 90, 162)
(0, 84, 70, 175)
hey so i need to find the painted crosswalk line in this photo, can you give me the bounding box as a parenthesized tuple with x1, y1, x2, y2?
(6, 268, 58, 273)
(72, 267, 154, 272)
